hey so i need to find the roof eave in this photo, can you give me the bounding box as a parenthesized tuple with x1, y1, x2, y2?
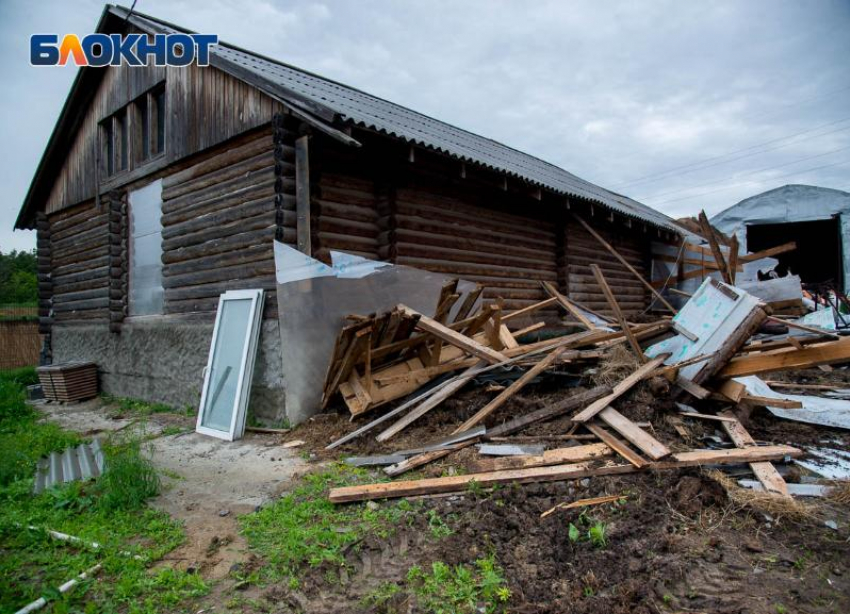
(14, 5, 122, 230)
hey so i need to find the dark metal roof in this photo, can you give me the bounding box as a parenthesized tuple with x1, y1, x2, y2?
(111, 5, 681, 234)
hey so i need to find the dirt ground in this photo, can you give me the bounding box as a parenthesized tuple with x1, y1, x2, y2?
(37, 398, 309, 581)
(36, 364, 850, 614)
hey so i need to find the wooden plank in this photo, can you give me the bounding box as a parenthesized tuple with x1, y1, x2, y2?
(295, 135, 311, 255)
(589, 264, 645, 361)
(740, 395, 803, 409)
(676, 375, 712, 399)
(585, 424, 648, 468)
(512, 322, 545, 338)
(453, 284, 483, 323)
(399, 304, 509, 365)
(453, 346, 567, 433)
(541, 281, 596, 329)
(719, 411, 790, 497)
(728, 234, 739, 284)
(376, 363, 484, 442)
(597, 407, 671, 460)
(501, 298, 559, 323)
(570, 213, 677, 313)
(484, 385, 613, 439)
(468, 443, 613, 473)
(572, 355, 668, 422)
(329, 445, 803, 502)
(716, 379, 747, 403)
(322, 327, 371, 408)
(698, 210, 731, 284)
(740, 241, 796, 263)
(718, 337, 850, 378)
(384, 376, 612, 476)
(678, 411, 738, 423)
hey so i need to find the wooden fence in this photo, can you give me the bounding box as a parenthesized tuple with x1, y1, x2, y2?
(0, 305, 41, 370)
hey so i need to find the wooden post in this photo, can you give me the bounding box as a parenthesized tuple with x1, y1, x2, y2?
(295, 135, 311, 255)
(590, 264, 645, 362)
(698, 210, 731, 284)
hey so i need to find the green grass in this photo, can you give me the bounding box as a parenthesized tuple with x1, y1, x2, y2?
(362, 555, 511, 614)
(0, 369, 81, 487)
(94, 431, 161, 512)
(240, 464, 419, 587)
(405, 554, 511, 614)
(102, 395, 194, 417)
(0, 370, 207, 614)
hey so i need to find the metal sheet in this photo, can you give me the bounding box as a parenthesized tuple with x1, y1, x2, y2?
(113, 6, 683, 235)
(734, 376, 850, 430)
(34, 439, 105, 494)
(477, 444, 546, 456)
(710, 185, 850, 252)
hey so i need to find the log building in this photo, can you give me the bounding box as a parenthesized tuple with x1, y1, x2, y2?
(14, 5, 683, 422)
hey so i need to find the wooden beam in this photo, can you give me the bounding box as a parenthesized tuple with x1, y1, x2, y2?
(740, 395, 803, 409)
(294, 135, 311, 255)
(501, 297, 558, 323)
(585, 424, 648, 468)
(676, 375, 712, 399)
(719, 411, 789, 497)
(698, 210, 730, 284)
(329, 445, 802, 503)
(718, 337, 850, 378)
(571, 213, 677, 313)
(453, 346, 567, 433)
(484, 385, 613, 439)
(728, 234, 739, 284)
(572, 355, 669, 422)
(740, 241, 796, 263)
(716, 379, 747, 403)
(384, 385, 613, 477)
(597, 407, 671, 459)
(376, 363, 483, 442)
(468, 443, 613, 473)
(399, 304, 509, 365)
(589, 264, 645, 361)
(541, 281, 596, 329)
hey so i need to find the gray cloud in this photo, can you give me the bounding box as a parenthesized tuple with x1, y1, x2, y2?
(2, 0, 849, 252)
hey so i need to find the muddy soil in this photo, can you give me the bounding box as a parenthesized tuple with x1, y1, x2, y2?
(249, 470, 849, 614)
(262, 366, 850, 614)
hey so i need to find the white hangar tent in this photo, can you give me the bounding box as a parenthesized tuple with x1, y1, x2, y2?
(710, 184, 850, 291)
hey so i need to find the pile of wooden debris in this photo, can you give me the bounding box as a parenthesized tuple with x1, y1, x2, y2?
(319, 220, 850, 505)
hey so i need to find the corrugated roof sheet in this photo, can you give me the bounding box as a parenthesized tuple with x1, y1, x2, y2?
(34, 439, 105, 494)
(113, 5, 681, 234)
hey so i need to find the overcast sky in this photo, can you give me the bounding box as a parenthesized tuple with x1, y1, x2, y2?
(1, 0, 849, 252)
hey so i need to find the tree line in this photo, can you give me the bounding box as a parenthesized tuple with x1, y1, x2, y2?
(0, 249, 37, 305)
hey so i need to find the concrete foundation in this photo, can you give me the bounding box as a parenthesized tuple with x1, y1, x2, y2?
(51, 316, 286, 424)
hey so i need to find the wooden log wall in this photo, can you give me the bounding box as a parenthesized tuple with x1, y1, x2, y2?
(47, 200, 110, 323)
(310, 133, 655, 319)
(391, 185, 559, 312)
(106, 190, 128, 332)
(160, 126, 282, 318)
(273, 114, 298, 249)
(564, 214, 650, 316)
(36, 213, 53, 337)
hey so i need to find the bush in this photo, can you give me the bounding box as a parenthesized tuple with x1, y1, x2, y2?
(95, 433, 160, 511)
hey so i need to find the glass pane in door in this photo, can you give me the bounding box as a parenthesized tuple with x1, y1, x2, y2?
(200, 298, 253, 432)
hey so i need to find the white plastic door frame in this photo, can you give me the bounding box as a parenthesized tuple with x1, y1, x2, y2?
(195, 289, 264, 441)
